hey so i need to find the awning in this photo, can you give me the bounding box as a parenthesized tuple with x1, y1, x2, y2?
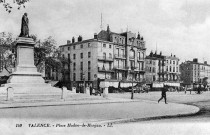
(164, 82, 180, 87)
(120, 82, 137, 88)
(152, 83, 164, 88)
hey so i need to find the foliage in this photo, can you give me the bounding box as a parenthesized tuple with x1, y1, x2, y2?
(0, 32, 16, 73)
(32, 35, 70, 80)
(0, 0, 30, 13)
(202, 77, 208, 88)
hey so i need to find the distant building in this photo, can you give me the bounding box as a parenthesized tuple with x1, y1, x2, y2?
(145, 52, 180, 86)
(145, 51, 166, 83)
(180, 58, 210, 85)
(59, 26, 146, 90)
(165, 54, 180, 81)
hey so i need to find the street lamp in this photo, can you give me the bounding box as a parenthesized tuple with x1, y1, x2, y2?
(83, 73, 85, 93)
(129, 37, 135, 99)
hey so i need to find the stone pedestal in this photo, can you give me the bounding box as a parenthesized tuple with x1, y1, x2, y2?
(61, 87, 68, 100)
(2, 37, 61, 94)
(85, 87, 90, 95)
(7, 87, 14, 101)
(103, 87, 108, 98)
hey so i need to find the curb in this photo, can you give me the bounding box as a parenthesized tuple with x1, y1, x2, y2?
(89, 101, 201, 124)
(0, 98, 140, 109)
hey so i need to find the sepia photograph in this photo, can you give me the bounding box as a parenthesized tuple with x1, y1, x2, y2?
(0, 0, 210, 134)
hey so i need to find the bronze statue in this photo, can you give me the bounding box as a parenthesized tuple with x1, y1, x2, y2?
(19, 13, 29, 37)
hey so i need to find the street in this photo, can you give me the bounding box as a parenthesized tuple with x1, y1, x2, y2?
(109, 91, 210, 122)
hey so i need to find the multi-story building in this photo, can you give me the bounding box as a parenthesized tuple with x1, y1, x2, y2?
(145, 52, 180, 87)
(165, 54, 180, 81)
(145, 51, 166, 83)
(180, 58, 210, 85)
(59, 26, 146, 90)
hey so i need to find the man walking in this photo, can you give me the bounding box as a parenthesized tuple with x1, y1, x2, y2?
(158, 85, 168, 104)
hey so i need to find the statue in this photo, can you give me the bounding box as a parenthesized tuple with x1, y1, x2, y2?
(19, 13, 29, 37)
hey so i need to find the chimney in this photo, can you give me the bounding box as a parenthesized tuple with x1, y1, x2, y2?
(193, 58, 198, 63)
(78, 35, 82, 42)
(67, 40, 71, 44)
(94, 33, 98, 39)
(72, 37, 75, 43)
(204, 61, 207, 65)
(137, 32, 140, 39)
(174, 55, 176, 57)
(160, 51, 162, 56)
(107, 25, 110, 33)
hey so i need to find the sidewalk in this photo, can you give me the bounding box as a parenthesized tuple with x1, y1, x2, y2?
(0, 93, 200, 123)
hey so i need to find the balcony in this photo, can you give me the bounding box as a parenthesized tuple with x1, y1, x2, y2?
(114, 54, 126, 59)
(113, 66, 128, 71)
(97, 56, 113, 62)
(129, 56, 135, 60)
(137, 58, 144, 62)
(98, 67, 114, 72)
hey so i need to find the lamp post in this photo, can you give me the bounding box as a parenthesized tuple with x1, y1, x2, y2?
(129, 37, 135, 99)
(83, 73, 85, 93)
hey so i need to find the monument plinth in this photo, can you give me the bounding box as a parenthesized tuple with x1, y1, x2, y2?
(3, 37, 61, 94)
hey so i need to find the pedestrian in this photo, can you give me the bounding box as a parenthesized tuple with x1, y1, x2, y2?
(184, 86, 187, 94)
(158, 85, 168, 104)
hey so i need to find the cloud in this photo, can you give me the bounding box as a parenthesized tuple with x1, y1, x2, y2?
(0, 0, 210, 63)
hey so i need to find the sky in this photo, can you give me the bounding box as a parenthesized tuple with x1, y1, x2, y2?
(0, 0, 210, 63)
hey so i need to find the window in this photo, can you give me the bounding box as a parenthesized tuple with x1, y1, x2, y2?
(73, 62, 76, 71)
(88, 61, 91, 70)
(153, 67, 155, 72)
(138, 52, 140, 60)
(80, 53, 83, 59)
(130, 50, 135, 59)
(73, 73, 76, 81)
(88, 72, 91, 81)
(130, 61, 135, 69)
(103, 44, 106, 48)
(103, 53, 106, 59)
(121, 49, 124, 57)
(68, 47, 70, 50)
(73, 54, 76, 59)
(122, 60, 125, 68)
(88, 52, 91, 58)
(62, 54, 64, 58)
(68, 53, 70, 61)
(80, 73, 83, 80)
(88, 43, 91, 47)
(109, 62, 112, 70)
(117, 60, 119, 68)
(80, 44, 83, 48)
(109, 53, 112, 58)
(173, 61, 175, 64)
(80, 62, 83, 71)
(73, 46, 75, 49)
(109, 44, 111, 48)
(117, 48, 119, 56)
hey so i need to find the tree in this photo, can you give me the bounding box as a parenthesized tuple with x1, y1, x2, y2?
(202, 77, 208, 89)
(0, 32, 16, 73)
(0, 0, 30, 13)
(32, 35, 70, 81)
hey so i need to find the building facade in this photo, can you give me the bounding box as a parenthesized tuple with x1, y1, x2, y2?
(59, 26, 146, 89)
(145, 51, 166, 83)
(165, 54, 180, 81)
(180, 58, 210, 85)
(145, 52, 180, 86)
